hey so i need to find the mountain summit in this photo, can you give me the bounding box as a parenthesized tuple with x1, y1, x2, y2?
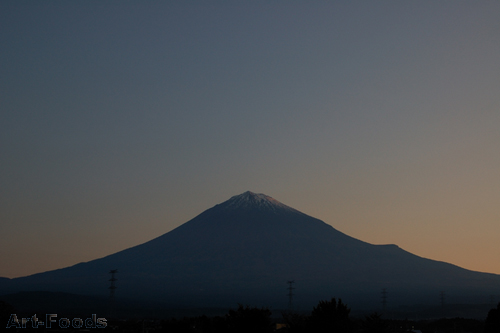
(219, 191, 297, 213)
(2, 191, 500, 309)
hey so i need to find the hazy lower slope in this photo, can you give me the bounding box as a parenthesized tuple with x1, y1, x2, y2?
(2, 192, 500, 309)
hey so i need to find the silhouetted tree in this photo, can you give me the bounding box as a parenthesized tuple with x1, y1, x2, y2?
(485, 302, 500, 333)
(308, 298, 353, 333)
(360, 312, 390, 333)
(226, 304, 273, 333)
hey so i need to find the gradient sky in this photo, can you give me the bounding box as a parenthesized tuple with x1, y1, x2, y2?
(1, 1, 500, 279)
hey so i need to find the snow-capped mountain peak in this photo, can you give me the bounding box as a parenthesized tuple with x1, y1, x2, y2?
(221, 191, 296, 213)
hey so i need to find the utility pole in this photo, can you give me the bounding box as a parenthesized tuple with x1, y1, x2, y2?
(287, 280, 295, 311)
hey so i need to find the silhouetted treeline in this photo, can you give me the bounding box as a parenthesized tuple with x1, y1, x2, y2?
(106, 300, 500, 333)
(283, 298, 353, 333)
(484, 302, 500, 333)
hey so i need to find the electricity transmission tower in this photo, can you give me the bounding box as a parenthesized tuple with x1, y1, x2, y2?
(108, 269, 118, 317)
(109, 269, 118, 298)
(287, 280, 295, 311)
(381, 288, 388, 312)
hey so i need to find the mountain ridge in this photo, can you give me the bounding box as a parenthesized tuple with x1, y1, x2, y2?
(1, 191, 499, 310)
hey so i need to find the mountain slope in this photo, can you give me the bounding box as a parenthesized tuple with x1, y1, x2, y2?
(2, 191, 500, 309)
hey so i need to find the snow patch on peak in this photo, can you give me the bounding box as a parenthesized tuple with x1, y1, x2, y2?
(222, 191, 297, 213)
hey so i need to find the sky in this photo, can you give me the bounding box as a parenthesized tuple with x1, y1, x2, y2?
(1, 1, 500, 279)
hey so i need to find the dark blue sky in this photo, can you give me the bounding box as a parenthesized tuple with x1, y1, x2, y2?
(2, 1, 500, 278)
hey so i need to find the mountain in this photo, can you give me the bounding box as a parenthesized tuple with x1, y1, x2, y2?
(2, 191, 500, 311)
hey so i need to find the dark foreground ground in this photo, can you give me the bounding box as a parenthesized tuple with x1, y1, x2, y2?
(1, 292, 499, 332)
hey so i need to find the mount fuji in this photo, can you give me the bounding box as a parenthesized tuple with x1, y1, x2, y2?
(2, 191, 500, 310)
